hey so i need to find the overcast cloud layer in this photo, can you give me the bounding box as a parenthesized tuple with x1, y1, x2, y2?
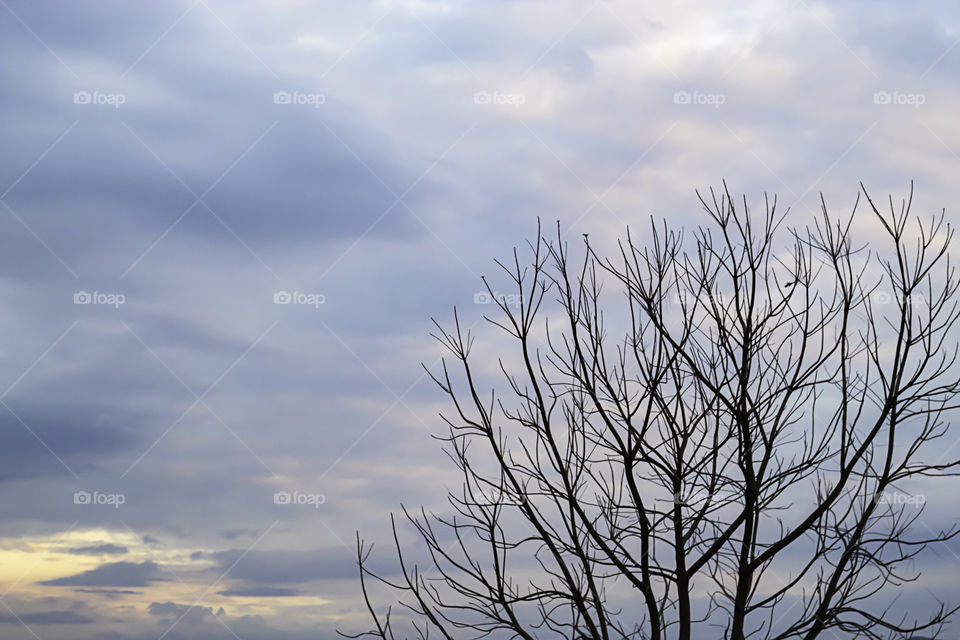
(1, 1, 959, 638)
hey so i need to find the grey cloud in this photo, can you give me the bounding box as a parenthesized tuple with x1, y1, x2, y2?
(217, 586, 299, 597)
(203, 546, 399, 598)
(208, 548, 356, 584)
(0, 1, 186, 59)
(38, 561, 161, 587)
(219, 528, 257, 540)
(840, 4, 960, 73)
(75, 589, 141, 598)
(0, 113, 422, 260)
(0, 401, 143, 482)
(0, 16, 428, 312)
(148, 602, 220, 624)
(92, 617, 342, 640)
(66, 544, 129, 556)
(0, 610, 94, 624)
(360, 3, 627, 79)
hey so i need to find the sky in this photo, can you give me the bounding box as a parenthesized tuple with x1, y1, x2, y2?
(1, 0, 959, 638)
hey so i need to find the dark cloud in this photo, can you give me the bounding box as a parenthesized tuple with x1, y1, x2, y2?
(0, 401, 143, 482)
(219, 528, 256, 540)
(148, 602, 220, 625)
(0, 0, 188, 60)
(0, 21, 424, 289)
(217, 586, 298, 597)
(201, 546, 398, 600)
(38, 561, 161, 587)
(841, 4, 960, 73)
(208, 548, 356, 584)
(66, 543, 129, 556)
(75, 589, 141, 598)
(0, 610, 94, 624)
(90, 615, 343, 640)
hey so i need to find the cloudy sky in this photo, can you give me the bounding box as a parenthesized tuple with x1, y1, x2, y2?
(1, 0, 959, 638)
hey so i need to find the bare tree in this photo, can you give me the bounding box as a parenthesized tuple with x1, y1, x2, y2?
(344, 183, 960, 640)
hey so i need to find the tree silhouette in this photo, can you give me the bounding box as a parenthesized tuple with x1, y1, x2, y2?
(345, 184, 960, 640)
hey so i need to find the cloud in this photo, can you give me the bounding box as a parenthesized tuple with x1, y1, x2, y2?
(0, 610, 94, 624)
(207, 548, 358, 584)
(66, 543, 129, 556)
(38, 561, 162, 587)
(219, 529, 257, 540)
(0, 401, 143, 482)
(75, 588, 141, 598)
(202, 547, 396, 599)
(148, 602, 222, 625)
(217, 586, 299, 597)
